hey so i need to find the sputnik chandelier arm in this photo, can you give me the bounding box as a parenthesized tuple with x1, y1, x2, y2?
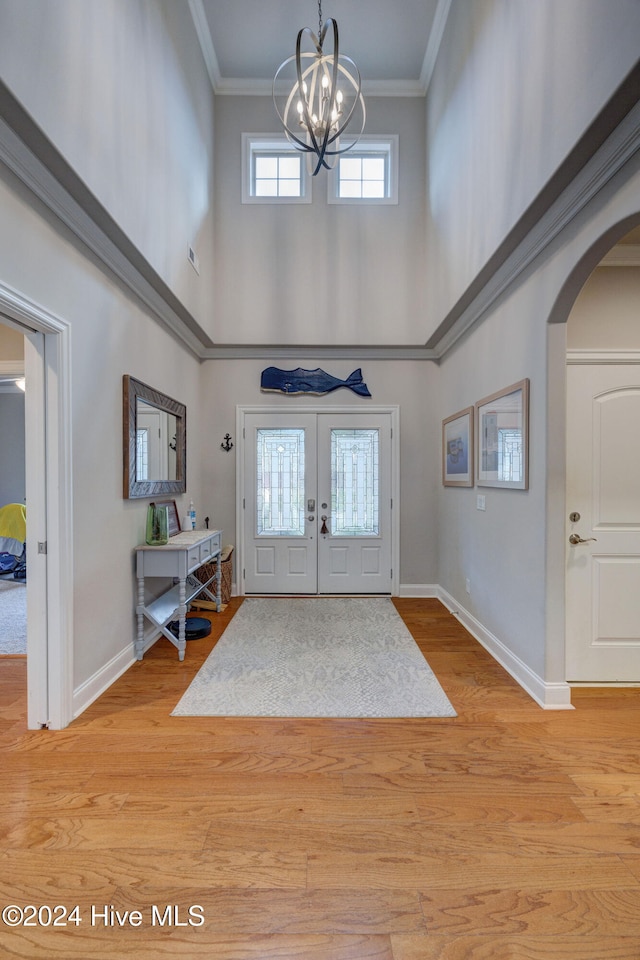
(273, 1, 366, 176)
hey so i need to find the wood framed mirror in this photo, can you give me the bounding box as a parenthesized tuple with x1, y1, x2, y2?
(123, 375, 186, 499)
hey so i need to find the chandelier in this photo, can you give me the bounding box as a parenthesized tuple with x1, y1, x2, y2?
(273, 1, 366, 176)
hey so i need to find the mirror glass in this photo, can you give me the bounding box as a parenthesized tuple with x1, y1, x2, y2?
(123, 375, 186, 498)
(136, 400, 179, 482)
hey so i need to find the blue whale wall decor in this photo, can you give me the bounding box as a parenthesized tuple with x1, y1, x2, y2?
(260, 366, 371, 397)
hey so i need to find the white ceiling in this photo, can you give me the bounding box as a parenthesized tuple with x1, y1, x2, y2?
(191, 0, 449, 95)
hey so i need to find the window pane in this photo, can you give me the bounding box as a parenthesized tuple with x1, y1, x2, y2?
(362, 157, 385, 180)
(278, 156, 300, 179)
(256, 429, 305, 536)
(362, 180, 385, 198)
(339, 180, 362, 198)
(255, 156, 278, 179)
(278, 178, 301, 197)
(331, 429, 379, 536)
(255, 179, 278, 196)
(340, 157, 362, 180)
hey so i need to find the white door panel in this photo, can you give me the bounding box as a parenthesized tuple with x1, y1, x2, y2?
(317, 414, 391, 594)
(244, 414, 317, 593)
(566, 364, 640, 681)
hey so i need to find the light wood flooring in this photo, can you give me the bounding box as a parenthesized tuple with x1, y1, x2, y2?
(1, 597, 639, 959)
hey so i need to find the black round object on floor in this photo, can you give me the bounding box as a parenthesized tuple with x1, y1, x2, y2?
(168, 617, 212, 641)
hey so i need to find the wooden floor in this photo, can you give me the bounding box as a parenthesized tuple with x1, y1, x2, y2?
(1, 598, 639, 959)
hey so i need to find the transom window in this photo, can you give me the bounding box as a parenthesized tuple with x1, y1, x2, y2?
(242, 135, 311, 204)
(328, 136, 398, 204)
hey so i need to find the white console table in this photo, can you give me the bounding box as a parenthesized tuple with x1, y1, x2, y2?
(135, 529, 222, 661)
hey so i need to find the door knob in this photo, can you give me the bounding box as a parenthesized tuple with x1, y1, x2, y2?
(569, 533, 597, 545)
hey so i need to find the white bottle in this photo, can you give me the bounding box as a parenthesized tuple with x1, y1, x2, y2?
(189, 499, 196, 530)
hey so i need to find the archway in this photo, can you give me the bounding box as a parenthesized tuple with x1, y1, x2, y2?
(547, 214, 640, 688)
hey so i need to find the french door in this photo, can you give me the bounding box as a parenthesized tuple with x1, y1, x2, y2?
(242, 411, 394, 594)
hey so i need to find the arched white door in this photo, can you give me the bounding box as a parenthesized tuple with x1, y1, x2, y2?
(566, 358, 640, 681)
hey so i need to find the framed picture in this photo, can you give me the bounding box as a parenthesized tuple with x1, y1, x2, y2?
(476, 379, 529, 489)
(442, 406, 474, 487)
(156, 499, 180, 537)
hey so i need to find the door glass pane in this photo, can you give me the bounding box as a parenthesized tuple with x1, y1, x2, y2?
(331, 429, 379, 536)
(256, 428, 305, 536)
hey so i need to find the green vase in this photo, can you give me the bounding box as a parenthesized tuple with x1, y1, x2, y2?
(146, 502, 169, 545)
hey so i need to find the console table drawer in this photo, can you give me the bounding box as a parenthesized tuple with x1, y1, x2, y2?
(200, 533, 221, 562)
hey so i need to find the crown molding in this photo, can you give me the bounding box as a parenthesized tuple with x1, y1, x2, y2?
(200, 344, 438, 361)
(420, 0, 452, 93)
(188, 0, 221, 91)
(188, 0, 434, 99)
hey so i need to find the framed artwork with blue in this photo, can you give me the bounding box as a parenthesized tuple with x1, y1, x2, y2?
(442, 406, 474, 487)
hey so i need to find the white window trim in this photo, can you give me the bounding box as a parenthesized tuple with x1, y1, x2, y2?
(327, 135, 399, 205)
(242, 133, 312, 204)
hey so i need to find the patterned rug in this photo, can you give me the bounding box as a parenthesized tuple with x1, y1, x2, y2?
(0, 580, 26, 655)
(172, 597, 456, 718)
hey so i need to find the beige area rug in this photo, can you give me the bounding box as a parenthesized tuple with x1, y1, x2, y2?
(0, 580, 26, 655)
(172, 597, 456, 719)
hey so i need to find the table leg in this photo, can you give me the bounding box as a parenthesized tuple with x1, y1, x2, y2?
(136, 576, 145, 660)
(216, 559, 222, 612)
(177, 577, 187, 661)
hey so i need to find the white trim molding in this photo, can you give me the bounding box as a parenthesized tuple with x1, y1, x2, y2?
(399, 583, 441, 597)
(72, 645, 136, 719)
(438, 587, 574, 710)
(0, 279, 74, 729)
(567, 349, 640, 364)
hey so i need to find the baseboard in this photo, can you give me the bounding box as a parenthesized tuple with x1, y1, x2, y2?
(398, 583, 441, 597)
(437, 587, 573, 710)
(72, 638, 153, 718)
(73, 587, 573, 714)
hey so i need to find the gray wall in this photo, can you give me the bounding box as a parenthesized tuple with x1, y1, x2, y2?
(0, 0, 214, 690)
(427, 0, 640, 688)
(424, 0, 640, 335)
(212, 96, 427, 346)
(0, 393, 25, 507)
(0, 0, 217, 338)
(0, 0, 639, 713)
(200, 357, 440, 589)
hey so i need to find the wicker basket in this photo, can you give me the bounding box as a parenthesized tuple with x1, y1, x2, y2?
(194, 544, 233, 605)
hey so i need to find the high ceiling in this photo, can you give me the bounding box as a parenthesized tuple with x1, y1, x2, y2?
(193, 0, 447, 95)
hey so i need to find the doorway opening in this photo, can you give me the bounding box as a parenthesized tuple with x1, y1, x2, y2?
(0, 280, 73, 729)
(564, 223, 640, 684)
